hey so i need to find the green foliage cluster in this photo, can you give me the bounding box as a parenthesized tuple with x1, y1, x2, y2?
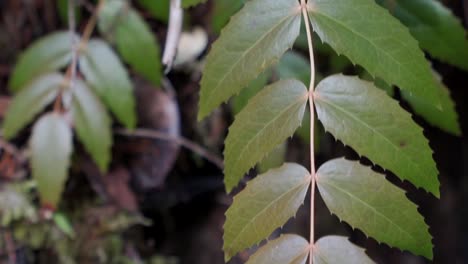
(198, 0, 467, 263)
(3, 0, 163, 209)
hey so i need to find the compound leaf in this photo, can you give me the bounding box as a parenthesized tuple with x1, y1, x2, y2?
(30, 113, 73, 209)
(246, 234, 309, 264)
(3, 73, 63, 139)
(314, 236, 374, 264)
(378, 0, 468, 71)
(198, 0, 302, 119)
(224, 79, 308, 192)
(307, 0, 443, 109)
(314, 75, 439, 196)
(224, 163, 310, 261)
(79, 39, 136, 128)
(72, 80, 112, 172)
(316, 159, 433, 259)
(9, 32, 76, 92)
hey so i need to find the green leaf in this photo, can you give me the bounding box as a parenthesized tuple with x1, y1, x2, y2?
(198, 0, 302, 120)
(212, 0, 245, 34)
(3, 73, 63, 139)
(99, 1, 162, 85)
(231, 70, 271, 115)
(30, 113, 73, 208)
(224, 163, 310, 261)
(402, 77, 460, 135)
(378, 0, 468, 71)
(314, 75, 439, 196)
(182, 0, 207, 8)
(79, 39, 136, 128)
(313, 236, 374, 264)
(9, 32, 75, 92)
(277, 51, 310, 86)
(257, 143, 287, 174)
(246, 234, 309, 264)
(72, 80, 112, 172)
(224, 79, 308, 192)
(316, 159, 433, 259)
(307, 0, 443, 109)
(53, 213, 75, 238)
(137, 0, 169, 22)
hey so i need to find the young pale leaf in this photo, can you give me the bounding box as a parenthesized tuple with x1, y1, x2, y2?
(30, 113, 73, 209)
(307, 0, 443, 109)
(99, 2, 162, 85)
(9, 32, 76, 92)
(224, 163, 310, 261)
(224, 79, 308, 191)
(313, 236, 374, 264)
(3, 73, 63, 139)
(402, 79, 460, 135)
(316, 159, 433, 259)
(198, 0, 302, 119)
(72, 80, 112, 172)
(246, 234, 309, 264)
(79, 39, 136, 128)
(378, 0, 468, 71)
(314, 75, 439, 196)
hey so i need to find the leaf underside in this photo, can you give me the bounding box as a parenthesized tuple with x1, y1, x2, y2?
(314, 75, 439, 196)
(224, 163, 310, 261)
(224, 79, 308, 192)
(72, 80, 112, 172)
(314, 236, 374, 264)
(246, 234, 309, 264)
(79, 39, 136, 129)
(198, 0, 302, 119)
(307, 0, 443, 109)
(316, 158, 433, 259)
(30, 113, 72, 208)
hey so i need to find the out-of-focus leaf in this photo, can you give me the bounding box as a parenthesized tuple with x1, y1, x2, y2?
(30, 113, 72, 208)
(224, 79, 308, 192)
(316, 159, 433, 259)
(138, 0, 169, 22)
(246, 234, 309, 264)
(182, 0, 207, 8)
(57, 0, 81, 25)
(224, 163, 310, 261)
(198, 0, 302, 119)
(314, 75, 439, 196)
(378, 0, 468, 71)
(53, 213, 75, 238)
(99, 1, 162, 85)
(314, 236, 374, 264)
(0, 184, 37, 225)
(79, 39, 136, 128)
(212, 0, 245, 34)
(9, 32, 76, 92)
(3, 73, 63, 139)
(257, 143, 287, 174)
(307, 0, 444, 109)
(402, 77, 460, 135)
(277, 51, 310, 85)
(231, 70, 272, 115)
(72, 80, 112, 172)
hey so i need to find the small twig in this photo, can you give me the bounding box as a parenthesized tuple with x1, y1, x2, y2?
(162, 0, 183, 73)
(115, 128, 224, 170)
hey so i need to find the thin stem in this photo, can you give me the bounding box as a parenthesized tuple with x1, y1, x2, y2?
(115, 128, 224, 170)
(301, 0, 317, 263)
